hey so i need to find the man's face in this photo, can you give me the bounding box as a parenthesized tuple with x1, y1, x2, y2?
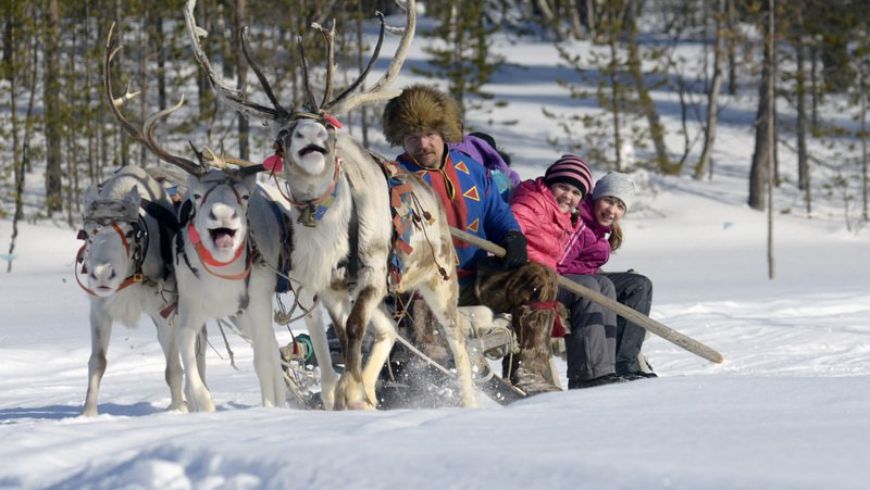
(403, 130, 445, 168)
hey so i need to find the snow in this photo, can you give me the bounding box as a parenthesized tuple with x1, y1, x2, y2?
(2, 12, 870, 490)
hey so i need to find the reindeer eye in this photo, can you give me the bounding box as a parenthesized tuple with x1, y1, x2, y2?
(193, 193, 202, 200)
(241, 194, 250, 201)
(109, 271, 117, 280)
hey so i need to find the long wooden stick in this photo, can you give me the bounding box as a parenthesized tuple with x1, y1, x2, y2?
(450, 227, 725, 364)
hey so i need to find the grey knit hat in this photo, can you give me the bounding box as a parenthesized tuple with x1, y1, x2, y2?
(591, 172, 636, 212)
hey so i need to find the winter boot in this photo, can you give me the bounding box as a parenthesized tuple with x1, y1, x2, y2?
(503, 304, 561, 394)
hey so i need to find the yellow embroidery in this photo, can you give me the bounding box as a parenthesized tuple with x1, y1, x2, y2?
(466, 218, 480, 232)
(454, 161, 470, 174)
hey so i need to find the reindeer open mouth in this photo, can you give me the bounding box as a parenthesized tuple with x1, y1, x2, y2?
(209, 227, 237, 250)
(298, 144, 327, 157)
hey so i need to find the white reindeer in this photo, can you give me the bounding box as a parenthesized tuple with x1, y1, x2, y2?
(186, 0, 477, 410)
(77, 165, 192, 416)
(105, 24, 305, 412)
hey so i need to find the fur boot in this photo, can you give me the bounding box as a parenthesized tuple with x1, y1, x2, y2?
(476, 260, 563, 394)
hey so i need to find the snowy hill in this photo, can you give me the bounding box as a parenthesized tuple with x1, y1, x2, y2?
(2, 12, 870, 490)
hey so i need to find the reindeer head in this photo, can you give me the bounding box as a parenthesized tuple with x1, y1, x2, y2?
(183, 170, 257, 262)
(81, 186, 143, 297)
(184, 0, 416, 185)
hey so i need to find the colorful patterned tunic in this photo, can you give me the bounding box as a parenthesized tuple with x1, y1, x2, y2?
(397, 148, 520, 283)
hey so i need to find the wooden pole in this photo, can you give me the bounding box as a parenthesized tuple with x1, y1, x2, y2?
(450, 227, 725, 364)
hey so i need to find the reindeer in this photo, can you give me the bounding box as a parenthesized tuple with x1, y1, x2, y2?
(185, 0, 477, 410)
(104, 24, 309, 412)
(77, 164, 193, 416)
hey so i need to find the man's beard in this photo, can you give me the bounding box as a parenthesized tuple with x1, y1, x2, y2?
(411, 149, 439, 168)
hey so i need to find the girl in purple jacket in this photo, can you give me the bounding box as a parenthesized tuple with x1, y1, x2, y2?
(557, 172, 656, 388)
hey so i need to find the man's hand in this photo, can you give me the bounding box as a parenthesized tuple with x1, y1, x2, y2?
(501, 231, 528, 270)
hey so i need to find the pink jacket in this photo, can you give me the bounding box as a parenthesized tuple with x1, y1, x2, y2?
(510, 178, 583, 270)
(557, 196, 611, 275)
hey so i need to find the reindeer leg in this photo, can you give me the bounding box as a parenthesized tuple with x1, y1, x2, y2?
(82, 302, 112, 417)
(233, 300, 286, 408)
(304, 303, 339, 410)
(195, 323, 208, 389)
(152, 316, 186, 412)
(418, 282, 479, 408)
(364, 307, 398, 407)
(176, 307, 215, 412)
(334, 285, 380, 410)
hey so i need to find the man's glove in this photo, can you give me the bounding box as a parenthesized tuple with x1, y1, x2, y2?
(500, 231, 528, 270)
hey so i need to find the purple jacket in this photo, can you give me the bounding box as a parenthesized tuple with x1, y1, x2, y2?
(556, 196, 611, 275)
(450, 135, 521, 192)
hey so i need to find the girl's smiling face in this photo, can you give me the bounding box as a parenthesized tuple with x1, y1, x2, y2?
(548, 182, 585, 214)
(593, 196, 626, 227)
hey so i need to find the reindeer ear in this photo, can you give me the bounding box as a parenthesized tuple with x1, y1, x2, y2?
(83, 185, 100, 212)
(123, 186, 142, 208)
(241, 172, 258, 193)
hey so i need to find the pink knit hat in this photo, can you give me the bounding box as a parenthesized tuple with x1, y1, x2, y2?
(544, 154, 593, 196)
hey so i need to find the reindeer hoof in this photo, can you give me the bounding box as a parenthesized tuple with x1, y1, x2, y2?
(185, 389, 215, 413)
(167, 401, 189, 413)
(334, 373, 375, 411)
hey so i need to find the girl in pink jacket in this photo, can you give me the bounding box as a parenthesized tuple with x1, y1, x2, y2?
(510, 155, 591, 270)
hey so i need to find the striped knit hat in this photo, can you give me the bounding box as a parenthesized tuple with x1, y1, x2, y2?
(544, 154, 593, 197)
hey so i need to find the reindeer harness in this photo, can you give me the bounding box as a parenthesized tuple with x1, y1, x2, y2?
(76, 198, 178, 297)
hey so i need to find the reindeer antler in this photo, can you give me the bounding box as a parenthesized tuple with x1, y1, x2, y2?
(106, 22, 260, 178)
(185, 0, 288, 122)
(185, 0, 414, 122)
(322, 0, 416, 115)
(104, 23, 206, 176)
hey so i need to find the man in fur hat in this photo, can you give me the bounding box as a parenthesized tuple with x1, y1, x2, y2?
(382, 85, 562, 395)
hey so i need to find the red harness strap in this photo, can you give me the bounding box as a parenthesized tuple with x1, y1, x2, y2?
(74, 224, 142, 297)
(187, 223, 253, 281)
(528, 300, 567, 338)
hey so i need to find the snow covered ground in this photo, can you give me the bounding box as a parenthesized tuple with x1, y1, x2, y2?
(2, 11, 870, 490)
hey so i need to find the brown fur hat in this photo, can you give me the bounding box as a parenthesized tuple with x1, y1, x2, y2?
(382, 84, 463, 146)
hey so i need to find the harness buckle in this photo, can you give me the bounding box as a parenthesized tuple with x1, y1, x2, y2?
(132, 273, 144, 283)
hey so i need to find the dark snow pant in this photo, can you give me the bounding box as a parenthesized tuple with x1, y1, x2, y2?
(601, 272, 654, 375)
(558, 274, 617, 381)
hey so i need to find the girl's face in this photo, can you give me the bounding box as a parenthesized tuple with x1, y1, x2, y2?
(593, 196, 626, 227)
(548, 182, 585, 214)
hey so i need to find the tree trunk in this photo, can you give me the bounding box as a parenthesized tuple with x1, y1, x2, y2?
(152, 11, 167, 110)
(606, 4, 622, 172)
(568, 0, 584, 40)
(748, 4, 774, 211)
(766, 0, 775, 279)
(43, 0, 63, 214)
(355, 1, 369, 147)
(695, 0, 725, 180)
(795, 7, 811, 217)
(726, 0, 737, 95)
(197, 0, 212, 120)
(810, 37, 819, 132)
(625, 0, 674, 174)
(861, 64, 868, 222)
(235, 0, 249, 160)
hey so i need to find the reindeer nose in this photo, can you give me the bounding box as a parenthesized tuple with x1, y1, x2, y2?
(209, 203, 239, 223)
(91, 264, 116, 284)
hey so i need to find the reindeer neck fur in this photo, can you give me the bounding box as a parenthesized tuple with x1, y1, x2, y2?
(282, 134, 392, 293)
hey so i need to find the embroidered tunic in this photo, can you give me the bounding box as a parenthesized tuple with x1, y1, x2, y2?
(397, 149, 520, 282)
